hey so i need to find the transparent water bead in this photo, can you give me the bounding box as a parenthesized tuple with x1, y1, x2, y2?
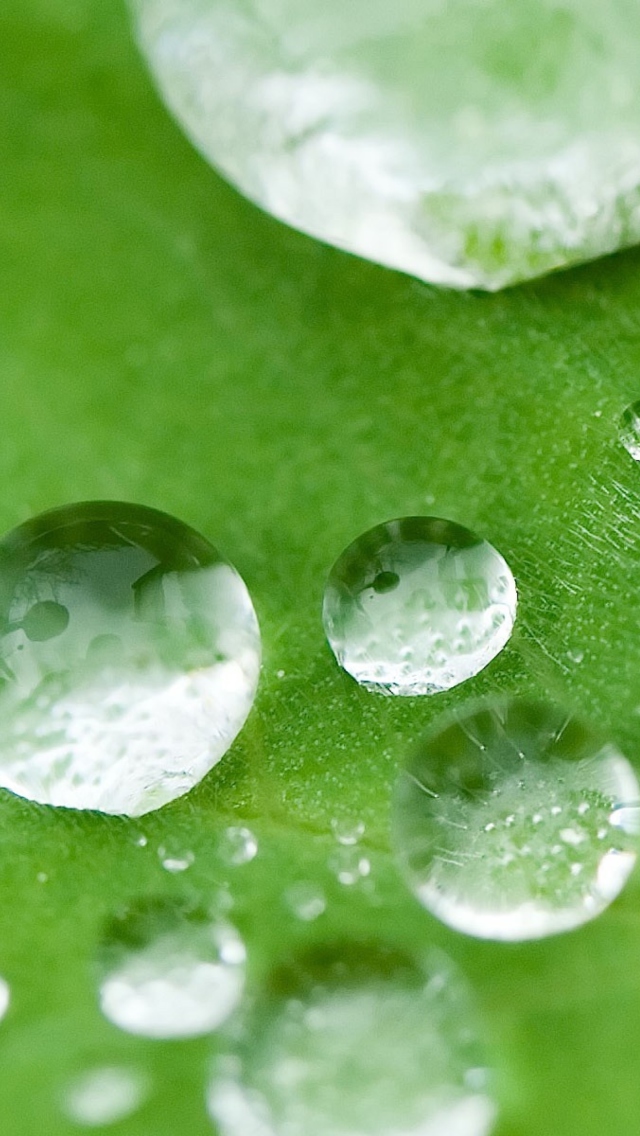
(620, 401, 640, 462)
(131, 0, 640, 291)
(63, 1067, 149, 1127)
(393, 699, 640, 941)
(207, 943, 496, 1136)
(98, 898, 246, 1039)
(323, 517, 516, 696)
(0, 501, 261, 816)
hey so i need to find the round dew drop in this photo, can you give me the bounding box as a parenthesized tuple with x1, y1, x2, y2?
(98, 898, 246, 1040)
(0, 501, 261, 816)
(207, 943, 496, 1136)
(393, 698, 640, 941)
(323, 516, 516, 695)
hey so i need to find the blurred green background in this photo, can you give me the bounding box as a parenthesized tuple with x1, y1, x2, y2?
(2, 1, 640, 1133)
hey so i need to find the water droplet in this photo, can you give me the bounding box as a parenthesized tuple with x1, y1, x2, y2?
(566, 648, 584, 665)
(285, 882, 326, 922)
(36, 871, 48, 883)
(329, 846, 371, 886)
(330, 817, 365, 846)
(134, 834, 148, 848)
(323, 517, 516, 695)
(219, 825, 258, 866)
(207, 943, 496, 1136)
(158, 843, 194, 873)
(393, 698, 640, 941)
(98, 898, 245, 1039)
(62, 1067, 149, 1127)
(621, 400, 640, 461)
(0, 978, 10, 1021)
(0, 501, 261, 816)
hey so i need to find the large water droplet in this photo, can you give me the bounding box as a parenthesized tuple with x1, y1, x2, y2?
(98, 898, 246, 1039)
(207, 943, 496, 1136)
(132, 0, 640, 291)
(0, 502, 261, 816)
(323, 517, 516, 695)
(62, 1067, 149, 1127)
(393, 698, 640, 941)
(620, 400, 640, 462)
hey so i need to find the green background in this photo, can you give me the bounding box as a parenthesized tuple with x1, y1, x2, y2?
(2, 2, 640, 1133)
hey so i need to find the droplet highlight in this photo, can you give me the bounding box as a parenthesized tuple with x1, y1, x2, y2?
(393, 698, 640, 941)
(207, 943, 496, 1136)
(323, 517, 516, 695)
(98, 898, 246, 1039)
(0, 501, 261, 816)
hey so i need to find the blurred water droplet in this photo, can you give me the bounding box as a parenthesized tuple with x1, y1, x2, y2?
(329, 846, 371, 886)
(36, 871, 48, 883)
(330, 817, 365, 846)
(134, 834, 148, 848)
(393, 698, 640, 940)
(207, 943, 496, 1136)
(285, 882, 326, 922)
(0, 502, 261, 816)
(323, 517, 516, 695)
(566, 648, 584, 665)
(220, 825, 258, 866)
(621, 400, 640, 461)
(62, 1067, 149, 1127)
(0, 978, 10, 1021)
(98, 898, 245, 1039)
(158, 843, 194, 873)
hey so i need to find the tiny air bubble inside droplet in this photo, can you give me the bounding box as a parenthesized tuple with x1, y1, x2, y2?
(323, 517, 516, 696)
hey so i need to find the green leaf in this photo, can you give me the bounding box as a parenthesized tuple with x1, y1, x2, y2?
(1, 2, 640, 1134)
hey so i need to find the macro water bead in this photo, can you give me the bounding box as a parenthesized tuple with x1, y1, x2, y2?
(323, 517, 516, 696)
(0, 502, 261, 816)
(393, 699, 640, 941)
(131, 0, 640, 290)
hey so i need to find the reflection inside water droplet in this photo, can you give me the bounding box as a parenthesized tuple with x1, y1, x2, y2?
(98, 898, 246, 1039)
(62, 1067, 149, 1127)
(0, 501, 261, 816)
(207, 942, 496, 1136)
(393, 698, 640, 941)
(323, 517, 516, 695)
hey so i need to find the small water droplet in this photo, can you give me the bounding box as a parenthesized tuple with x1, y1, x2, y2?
(158, 844, 194, 873)
(620, 400, 640, 461)
(98, 898, 246, 1039)
(329, 846, 371, 886)
(393, 698, 640, 941)
(566, 648, 584, 665)
(207, 944, 496, 1136)
(134, 834, 148, 848)
(330, 817, 365, 846)
(285, 882, 326, 922)
(0, 501, 261, 816)
(36, 871, 48, 883)
(276, 669, 286, 679)
(322, 517, 516, 696)
(62, 1067, 149, 1127)
(219, 825, 258, 866)
(0, 978, 10, 1021)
